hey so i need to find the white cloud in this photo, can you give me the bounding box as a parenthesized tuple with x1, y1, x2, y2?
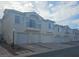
(0, 1, 34, 18)
(33, 1, 51, 19)
(50, 1, 79, 23)
(72, 19, 79, 24)
(49, 3, 54, 7)
(8, 1, 34, 12)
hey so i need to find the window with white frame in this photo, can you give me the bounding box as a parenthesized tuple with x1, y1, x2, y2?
(15, 15, 20, 24)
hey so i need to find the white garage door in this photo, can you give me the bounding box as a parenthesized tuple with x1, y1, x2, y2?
(41, 34, 49, 43)
(28, 32, 40, 43)
(46, 35, 53, 43)
(15, 33, 28, 45)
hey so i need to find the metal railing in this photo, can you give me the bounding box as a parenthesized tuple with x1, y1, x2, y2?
(26, 22, 41, 29)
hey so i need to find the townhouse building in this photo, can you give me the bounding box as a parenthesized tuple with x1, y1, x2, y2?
(1, 9, 79, 46)
(2, 9, 56, 45)
(53, 25, 74, 42)
(73, 29, 79, 41)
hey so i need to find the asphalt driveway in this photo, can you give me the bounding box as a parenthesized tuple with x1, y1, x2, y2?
(29, 46, 79, 57)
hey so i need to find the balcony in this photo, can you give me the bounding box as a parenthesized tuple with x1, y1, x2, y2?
(25, 22, 41, 31)
(65, 32, 70, 34)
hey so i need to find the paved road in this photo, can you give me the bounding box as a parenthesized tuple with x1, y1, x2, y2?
(29, 46, 79, 57)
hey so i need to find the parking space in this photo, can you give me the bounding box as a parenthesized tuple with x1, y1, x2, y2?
(15, 42, 76, 57)
(35, 43, 75, 50)
(63, 41, 79, 46)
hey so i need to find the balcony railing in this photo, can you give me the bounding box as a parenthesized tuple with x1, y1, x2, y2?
(65, 32, 70, 34)
(26, 22, 41, 31)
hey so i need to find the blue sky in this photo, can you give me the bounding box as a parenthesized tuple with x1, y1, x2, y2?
(0, 1, 79, 29)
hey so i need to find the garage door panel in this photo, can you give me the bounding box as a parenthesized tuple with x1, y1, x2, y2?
(28, 32, 40, 43)
(15, 33, 28, 45)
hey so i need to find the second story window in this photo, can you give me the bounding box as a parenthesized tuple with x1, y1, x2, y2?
(48, 23, 52, 29)
(58, 27, 59, 32)
(15, 15, 20, 24)
(29, 19, 36, 28)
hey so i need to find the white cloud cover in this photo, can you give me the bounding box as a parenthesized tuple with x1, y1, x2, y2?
(0, 1, 79, 29)
(50, 1, 79, 22)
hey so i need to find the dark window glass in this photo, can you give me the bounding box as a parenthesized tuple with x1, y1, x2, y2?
(29, 19, 36, 28)
(49, 23, 51, 29)
(15, 16, 20, 24)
